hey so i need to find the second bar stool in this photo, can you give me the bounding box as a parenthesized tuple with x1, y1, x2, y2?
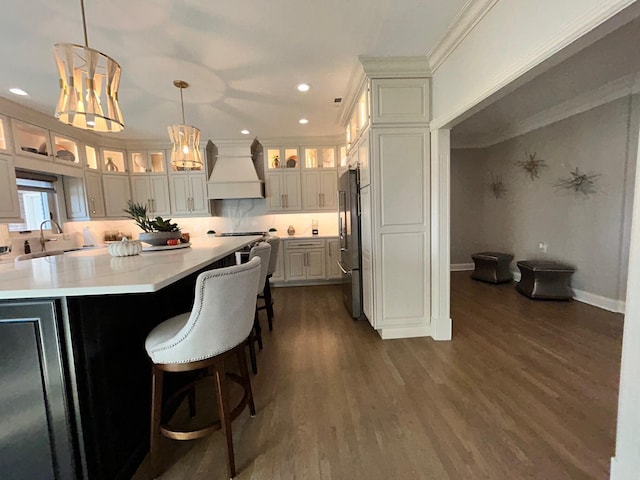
(145, 257, 262, 480)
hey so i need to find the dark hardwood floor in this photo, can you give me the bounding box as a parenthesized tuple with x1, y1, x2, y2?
(134, 272, 623, 479)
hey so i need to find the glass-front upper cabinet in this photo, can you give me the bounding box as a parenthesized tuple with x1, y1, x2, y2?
(0, 115, 9, 154)
(130, 150, 166, 174)
(303, 147, 336, 169)
(266, 147, 299, 170)
(12, 121, 52, 160)
(51, 133, 80, 167)
(101, 148, 127, 173)
(358, 88, 369, 131)
(339, 146, 347, 169)
(85, 145, 99, 170)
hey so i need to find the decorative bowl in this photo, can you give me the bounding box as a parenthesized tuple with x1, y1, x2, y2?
(138, 231, 182, 246)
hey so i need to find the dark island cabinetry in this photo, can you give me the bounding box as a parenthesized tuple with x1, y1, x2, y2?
(0, 300, 76, 480)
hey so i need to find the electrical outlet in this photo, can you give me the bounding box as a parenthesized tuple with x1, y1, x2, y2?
(538, 241, 548, 253)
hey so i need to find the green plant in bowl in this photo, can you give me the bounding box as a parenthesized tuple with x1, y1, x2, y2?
(124, 201, 182, 246)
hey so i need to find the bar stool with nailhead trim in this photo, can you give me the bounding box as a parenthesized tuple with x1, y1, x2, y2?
(145, 257, 262, 480)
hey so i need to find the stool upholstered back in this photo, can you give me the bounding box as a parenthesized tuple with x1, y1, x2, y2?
(249, 242, 271, 295)
(265, 235, 280, 275)
(145, 256, 262, 365)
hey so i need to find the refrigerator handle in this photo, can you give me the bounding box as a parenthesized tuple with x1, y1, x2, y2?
(337, 261, 351, 275)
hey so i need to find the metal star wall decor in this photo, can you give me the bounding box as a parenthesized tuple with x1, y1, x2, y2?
(490, 172, 507, 199)
(554, 167, 600, 196)
(516, 149, 547, 181)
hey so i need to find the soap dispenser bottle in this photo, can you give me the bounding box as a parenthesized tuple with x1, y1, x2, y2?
(24, 240, 31, 254)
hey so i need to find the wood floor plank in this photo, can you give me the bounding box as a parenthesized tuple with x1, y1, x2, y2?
(133, 274, 623, 479)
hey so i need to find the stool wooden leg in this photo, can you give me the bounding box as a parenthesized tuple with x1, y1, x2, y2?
(213, 361, 236, 480)
(246, 335, 257, 375)
(150, 365, 164, 479)
(236, 348, 256, 416)
(264, 279, 274, 331)
(254, 309, 263, 350)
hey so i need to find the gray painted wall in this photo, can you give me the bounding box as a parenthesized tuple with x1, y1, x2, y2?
(450, 148, 486, 264)
(451, 94, 639, 301)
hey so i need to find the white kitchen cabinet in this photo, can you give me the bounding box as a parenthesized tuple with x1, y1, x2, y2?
(0, 154, 21, 221)
(370, 78, 429, 125)
(131, 176, 171, 217)
(85, 171, 106, 218)
(102, 174, 132, 218)
(357, 132, 370, 187)
(360, 185, 373, 325)
(0, 115, 10, 154)
(63, 176, 88, 220)
(302, 171, 337, 211)
(283, 239, 326, 282)
(266, 171, 301, 211)
(326, 238, 341, 280)
(65, 171, 106, 220)
(342, 61, 431, 339)
(169, 172, 208, 216)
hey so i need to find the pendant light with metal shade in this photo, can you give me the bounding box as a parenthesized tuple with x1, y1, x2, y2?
(53, 0, 124, 132)
(168, 80, 202, 170)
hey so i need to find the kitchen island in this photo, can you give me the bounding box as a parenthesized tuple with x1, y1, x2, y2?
(0, 236, 262, 480)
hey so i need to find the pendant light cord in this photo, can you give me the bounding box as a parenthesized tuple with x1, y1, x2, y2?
(180, 87, 186, 124)
(80, 0, 89, 47)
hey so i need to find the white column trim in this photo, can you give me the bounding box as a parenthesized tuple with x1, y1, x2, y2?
(430, 129, 452, 341)
(431, 0, 639, 131)
(611, 115, 640, 480)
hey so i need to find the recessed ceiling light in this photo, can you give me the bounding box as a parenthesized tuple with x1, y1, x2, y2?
(240, 129, 250, 135)
(297, 83, 310, 92)
(299, 118, 309, 125)
(9, 88, 28, 96)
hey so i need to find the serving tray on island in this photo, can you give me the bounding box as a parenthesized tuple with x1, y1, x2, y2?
(142, 242, 191, 252)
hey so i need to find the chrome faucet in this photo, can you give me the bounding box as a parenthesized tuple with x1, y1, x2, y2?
(40, 219, 64, 252)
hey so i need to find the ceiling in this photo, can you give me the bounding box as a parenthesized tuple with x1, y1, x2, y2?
(451, 11, 640, 148)
(0, 0, 467, 142)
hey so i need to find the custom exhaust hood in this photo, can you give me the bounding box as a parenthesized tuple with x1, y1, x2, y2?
(206, 138, 265, 199)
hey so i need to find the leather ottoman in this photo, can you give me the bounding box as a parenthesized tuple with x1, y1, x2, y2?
(516, 260, 575, 300)
(471, 252, 514, 284)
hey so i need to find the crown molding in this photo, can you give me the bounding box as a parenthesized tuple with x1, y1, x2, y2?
(337, 61, 367, 127)
(427, 0, 499, 74)
(358, 55, 431, 78)
(452, 73, 640, 149)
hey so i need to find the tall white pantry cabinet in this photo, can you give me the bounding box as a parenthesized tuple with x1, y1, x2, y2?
(347, 57, 431, 340)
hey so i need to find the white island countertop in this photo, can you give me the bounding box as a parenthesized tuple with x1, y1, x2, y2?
(0, 236, 261, 300)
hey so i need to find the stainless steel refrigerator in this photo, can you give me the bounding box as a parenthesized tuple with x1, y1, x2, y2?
(338, 168, 363, 319)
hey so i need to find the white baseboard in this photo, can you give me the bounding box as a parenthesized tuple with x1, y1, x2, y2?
(573, 288, 626, 314)
(450, 263, 474, 271)
(377, 324, 431, 340)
